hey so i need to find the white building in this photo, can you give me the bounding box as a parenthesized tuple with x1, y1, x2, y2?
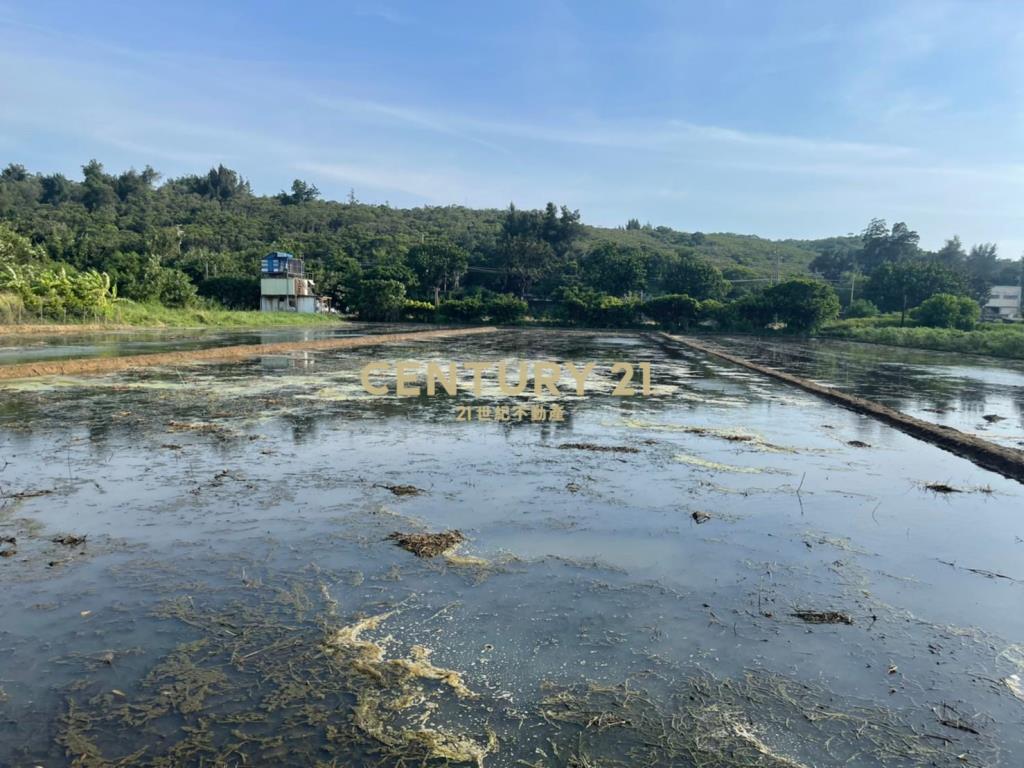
(259, 252, 326, 313)
(983, 285, 1022, 321)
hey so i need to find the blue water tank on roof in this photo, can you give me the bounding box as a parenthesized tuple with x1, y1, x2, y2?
(262, 251, 296, 274)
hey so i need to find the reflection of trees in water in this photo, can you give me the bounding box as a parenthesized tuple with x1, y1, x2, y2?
(720, 337, 1010, 416)
(1013, 390, 1024, 421)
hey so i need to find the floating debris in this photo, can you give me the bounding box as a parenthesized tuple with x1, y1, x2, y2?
(9, 488, 54, 500)
(937, 559, 1020, 582)
(1004, 674, 1024, 702)
(925, 482, 961, 494)
(52, 534, 87, 546)
(622, 419, 792, 452)
(935, 704, 981, 735)
(691, 510, 712, 524)
(791, 610, 853, 625)
(376, 483, 425, 496)
(847, 440, 871, 448)
(982, 414, 1006, 423)
(558, 442, 640, 454)
(388, 530, 465, 558)
(0, 548, 16, 558)
(565, 481, 582, 493)
(674, 453, 765, 474)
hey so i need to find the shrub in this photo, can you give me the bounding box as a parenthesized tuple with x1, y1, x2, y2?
(198, 276, 260, 310)
(402, 299, 437, 322)
(438, 296, 484, 322)
(0, 292, 25, 323)
(913, 293, 980, 330)
(642, 294, 700, 329)
(354, 279, 406, 321)
(485, 293, 528, 324)
(156, 267, 198, 308)
(737, 279, 840, 332)
(561, 287, 639, 327)
(845, 298, 879, 318)
(0, 262, 116, 320)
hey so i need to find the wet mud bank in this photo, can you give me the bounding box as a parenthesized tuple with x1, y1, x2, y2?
(0, 326, 496, 380)
(658, 333, 1024, 484)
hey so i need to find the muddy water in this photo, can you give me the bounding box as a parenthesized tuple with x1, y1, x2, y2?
(0, 330, 1022, 766)
(718, 335, 1024, 450)
(0, 322, 410, 365)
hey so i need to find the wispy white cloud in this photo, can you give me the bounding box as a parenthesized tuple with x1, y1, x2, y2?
(353, 5, 413, 26)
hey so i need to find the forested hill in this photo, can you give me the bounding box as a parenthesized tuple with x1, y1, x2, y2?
(0, 161, 839, 305)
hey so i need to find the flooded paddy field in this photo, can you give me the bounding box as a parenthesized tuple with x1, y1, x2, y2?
(0, 329, 1022, 767)
(718, 335, 1024, 450)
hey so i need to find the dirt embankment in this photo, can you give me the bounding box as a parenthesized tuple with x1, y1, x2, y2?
(657, 332, 1024, 485)
(0, 326, 497, 380)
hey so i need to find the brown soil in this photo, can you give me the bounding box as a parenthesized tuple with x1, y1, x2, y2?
(387, 530, 465, 558)
(0, 326, 497, 380)
(658, 333, 1024, 485)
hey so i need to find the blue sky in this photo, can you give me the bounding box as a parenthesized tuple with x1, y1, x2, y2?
(1, 0, 1021, 254)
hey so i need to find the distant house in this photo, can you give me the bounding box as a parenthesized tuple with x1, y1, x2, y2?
(259, 252, 329, 313)
(983, 285, 1022, 321)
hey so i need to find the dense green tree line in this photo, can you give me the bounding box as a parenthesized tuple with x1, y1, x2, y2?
(809, 218, 1022, 324)
(0, 160, 1017, 331)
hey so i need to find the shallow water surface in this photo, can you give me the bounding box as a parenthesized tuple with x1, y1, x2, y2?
(718, 335, 1024, 449)
(0, 330, 1021, 766)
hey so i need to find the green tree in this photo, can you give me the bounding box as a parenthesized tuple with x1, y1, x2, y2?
(860, 219, 920, 272)
(198, 276, 259, 309)
(965, 243, 1000, 300)
(354, 279, 406, 321)
(580, 242, 646, 296)
(279, 179, 321, 205)
(914, 293, 980, 330)
(933, 236, 966, 270)
(81, 159, 116, 212)
(40, 174, 73, 205)
(865, 260, 967, 324)
(406, 240, 469, 304)
(741, 279, 840, 332)
(499, 235, 555, 297)
(642, 294, 701, 329)
(661, 252, 729, 300)
(0, 222, 46, 263)
(810, 241, 860, 281)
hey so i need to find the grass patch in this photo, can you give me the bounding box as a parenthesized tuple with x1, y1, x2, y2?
(0, 302, 344, 330)
(111, 303, 344, 328)
(819, 322, 1024, 360)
